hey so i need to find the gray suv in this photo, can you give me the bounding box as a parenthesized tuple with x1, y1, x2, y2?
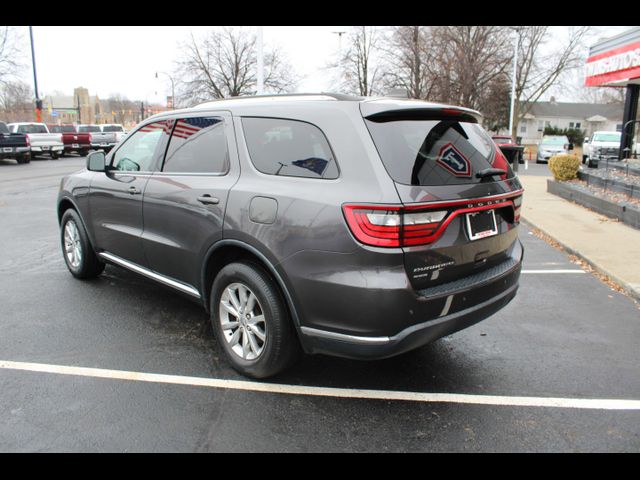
(57, 94, 524, 378)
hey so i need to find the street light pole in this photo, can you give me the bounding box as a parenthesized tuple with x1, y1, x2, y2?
(257, 26, 264, 95)
(508, 28, 520, 140)
(28, 26, 42, 122)
(155, 71, 176, 109)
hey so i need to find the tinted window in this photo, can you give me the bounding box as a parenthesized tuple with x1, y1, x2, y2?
(103, 125, 124, 132)
(0, 122, 8, 134)
(365, 117, 513, 186)
(242, 117, 338, 179)
(111, 121, 171, 172)
(163, 117, 229, 174)
(48, 125, 63, 133)
(17, 124, 48, 134)
(62, 125, 76, 133)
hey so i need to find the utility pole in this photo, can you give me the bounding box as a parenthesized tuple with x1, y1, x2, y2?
(257, 26, 264, 95)
(140, 101, 145, 122)
(332, 30, 347, 55)
(29, 26, 42, 122)
(155, 71, 176, 109)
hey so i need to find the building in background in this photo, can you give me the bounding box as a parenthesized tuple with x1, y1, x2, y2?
(516, 98, 624, 145)
(585, 26, 640, 159)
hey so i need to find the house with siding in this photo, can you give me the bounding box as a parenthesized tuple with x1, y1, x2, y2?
(515, 98, 624, 145)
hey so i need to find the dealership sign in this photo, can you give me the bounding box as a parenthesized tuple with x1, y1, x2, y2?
(585, 41, 640, 87)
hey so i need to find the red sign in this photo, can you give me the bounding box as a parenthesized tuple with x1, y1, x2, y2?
(585, 40, 640, 87)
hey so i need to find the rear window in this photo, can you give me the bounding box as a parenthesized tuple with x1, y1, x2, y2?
(48, 125, 62, 133)
(103, 125, 124, 132)
(364, 116, 513, 186)
(242, 117, 339, 179)
(17, 124, 48, 134)
(78, 126, 101, 133)
(61, 125, 76, 133)
(0, 122, 8, 134)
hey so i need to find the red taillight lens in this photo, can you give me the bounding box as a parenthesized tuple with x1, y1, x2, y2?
(88, 133, 92, 143)
(25, 134, 30, 146)
(343, 193, 522, 248)
(342, 205, 447, 247)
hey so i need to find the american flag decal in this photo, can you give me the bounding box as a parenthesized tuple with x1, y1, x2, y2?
(139, 121, 173, 135)
(173, 117, 221, 139)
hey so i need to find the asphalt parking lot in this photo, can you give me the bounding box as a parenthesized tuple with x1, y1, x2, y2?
(1, 156, 639, 452)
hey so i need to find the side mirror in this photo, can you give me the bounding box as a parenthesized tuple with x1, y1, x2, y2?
(87, 150, 106, 172)
(566, 143, 574, 151)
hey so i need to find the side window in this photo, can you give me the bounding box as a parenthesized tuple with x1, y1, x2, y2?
(241, 117, 339, 179)
(111, 121, 171, 172)
(162, 117, 229, 174)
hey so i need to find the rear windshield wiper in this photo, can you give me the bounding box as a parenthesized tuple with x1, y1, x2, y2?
(476, 168, 507, 178)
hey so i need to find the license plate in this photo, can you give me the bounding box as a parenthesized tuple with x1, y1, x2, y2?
(42, 146, 50, 150)
(101, 143, 107, 146)
(466, 210, 498, 241)
(2, 147, 12, 152)
(72, 143, 79, 148)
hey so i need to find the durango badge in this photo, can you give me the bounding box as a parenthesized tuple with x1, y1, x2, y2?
(436, 143, 471, 177)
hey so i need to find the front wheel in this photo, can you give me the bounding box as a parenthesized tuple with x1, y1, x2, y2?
(16, 154, 30, 164)
(60, 209, 105, 279)
(211, 262, 300, 378)
(51, 151, 60, 160)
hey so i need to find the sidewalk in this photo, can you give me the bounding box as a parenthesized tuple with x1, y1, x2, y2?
(518, 173, 640, 300)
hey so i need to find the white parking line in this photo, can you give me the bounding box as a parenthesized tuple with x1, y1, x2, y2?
(1, 360, 639, 411)
(522, 269, 585, 274)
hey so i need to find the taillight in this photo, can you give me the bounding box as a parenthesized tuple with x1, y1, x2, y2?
(88, 133, 92, 143)
(343, 192, 523, 248)
(342, 205, 448, 247)
(25, 135, 30, 146)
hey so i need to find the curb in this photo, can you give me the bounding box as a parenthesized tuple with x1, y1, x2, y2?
(520, 217, 640, 303)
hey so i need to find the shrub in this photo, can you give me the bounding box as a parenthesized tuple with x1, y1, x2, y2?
(548, 154, 581, 181)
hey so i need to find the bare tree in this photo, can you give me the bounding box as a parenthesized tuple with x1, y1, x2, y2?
(381, 26, 437, 99)
(430, 26, 512, 111)
(0, 27, 23, 90)
(175, 27, 298, 106)
(336, 26, 383, 96)
(0, 80, 33, 122)
(510, 26, 590, 139)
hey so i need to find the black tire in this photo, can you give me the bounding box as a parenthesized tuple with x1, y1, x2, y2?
(80, 149, 90, 157)
(60, 209, 105, 279)
(51, 151, 60, 160)
(16, 155, 30, 164)
(210, 261, 300, 378)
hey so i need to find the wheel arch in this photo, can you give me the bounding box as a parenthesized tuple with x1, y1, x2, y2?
(200, 239, 305, 340)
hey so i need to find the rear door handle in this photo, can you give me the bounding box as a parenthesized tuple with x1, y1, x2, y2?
(128, 186, 142, 195)
(197, 194, 220, 205)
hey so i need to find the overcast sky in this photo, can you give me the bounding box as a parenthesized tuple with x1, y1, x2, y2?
(10, 25, 633, 105)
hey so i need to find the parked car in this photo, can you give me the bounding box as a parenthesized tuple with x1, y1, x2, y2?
(582, 131, 624, 168)
(8, 122, 64, 159)
(0, 121, 31, 164)
(57, 94, 524, 378)
(492, 135, 524, 164)
(48, 124, 92, 157)
(536, 135, 570, 163)
(77, 124, 117, 151)
(101, 124, 128, 144)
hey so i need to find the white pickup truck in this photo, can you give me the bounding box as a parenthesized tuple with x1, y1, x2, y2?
(77, 124, 117, 152)
(583, 131, 622, 168)
(7, 122, 64, 159)
(101, 124, 128, 145)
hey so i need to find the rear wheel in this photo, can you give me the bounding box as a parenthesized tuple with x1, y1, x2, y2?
(51, 151, 60, 160)
(210, 261, 299, 378)
(16, 155, 30, 164)
(60, 209, 105, 279)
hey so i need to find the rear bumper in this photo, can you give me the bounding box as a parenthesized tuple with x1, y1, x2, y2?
(294, 239, 523, 359)
(31, 145, 64, 152)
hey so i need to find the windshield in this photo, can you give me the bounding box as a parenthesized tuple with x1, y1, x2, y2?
(365, 116, 513, 186)
(541, 136, 567, 146)
(17, 124, 48, 134)
(78, 126, 101, 133)
(593, 133, 621, 142)
(102, 125, 124, 132)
